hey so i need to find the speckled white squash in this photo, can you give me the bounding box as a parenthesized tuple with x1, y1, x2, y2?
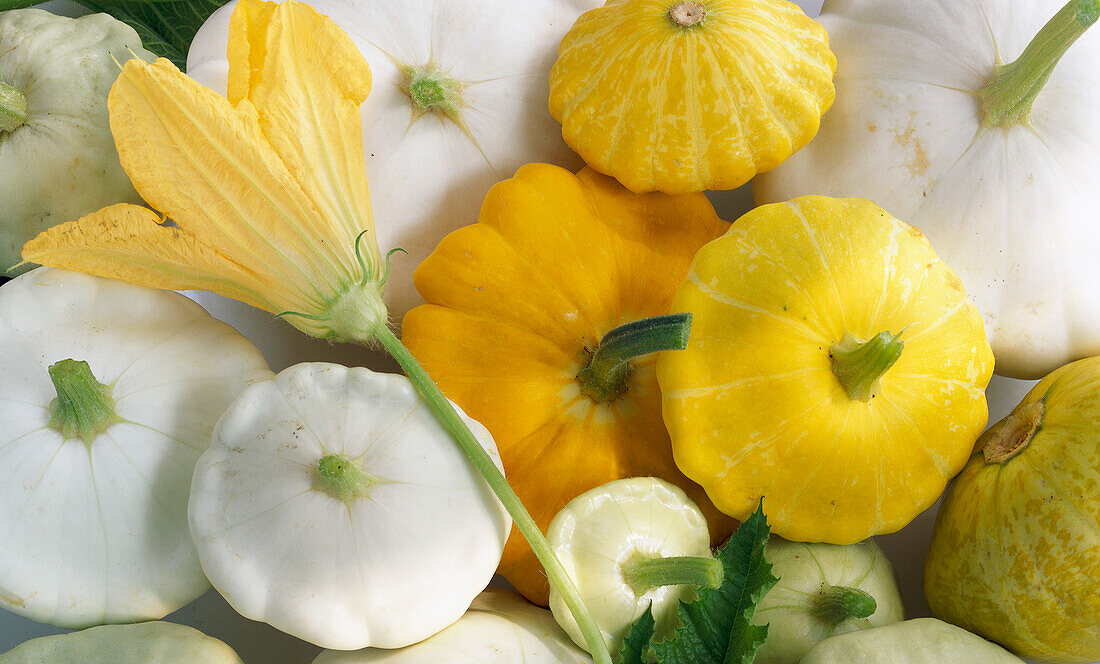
(188, 363, 511, 651)
(0, 267, 271, 628)
(0, 622, 244, 663)
(311, 589, 590, 664)
(0, 10, 153, 276)
(754, 0, 1100, 379)
(184, 0, 600, 365)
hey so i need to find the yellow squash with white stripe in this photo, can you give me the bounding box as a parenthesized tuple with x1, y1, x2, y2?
(656, 196, 994, 544)
(549, 0, 836, 194)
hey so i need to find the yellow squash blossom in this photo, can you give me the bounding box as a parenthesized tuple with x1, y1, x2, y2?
(22, 0, 385, 341)
(20, 2, 613, 662)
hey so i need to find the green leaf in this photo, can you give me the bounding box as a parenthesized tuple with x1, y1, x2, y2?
(649, 502, 777, 664)
(0, 0, 43, 10)
(618, 605, 656, 664)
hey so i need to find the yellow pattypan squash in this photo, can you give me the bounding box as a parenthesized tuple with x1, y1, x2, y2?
(402, 163, 734, 605)
(657, 196, 994, 544)
(549, 0, 836, 195)
(925, 356, 1100, 663)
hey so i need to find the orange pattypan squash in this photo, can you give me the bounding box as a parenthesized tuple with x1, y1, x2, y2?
(401, 163, 734, 604)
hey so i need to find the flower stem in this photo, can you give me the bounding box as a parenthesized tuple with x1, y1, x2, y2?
(577, 313, 692, 403)
(979, 0, 1100, 128)
(0, 78, 28, 135)
(813, 585, 878, 624)
(621, 555, 722, 596)
(47, 359, 119, 445)
(371, 324, 614, 664)
(829, 331, 904, 402)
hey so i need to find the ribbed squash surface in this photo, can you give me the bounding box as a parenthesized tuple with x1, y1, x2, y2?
(402, 164, 733, 604)
(657, 196, 994, 544)
(549, 0, 836, 194)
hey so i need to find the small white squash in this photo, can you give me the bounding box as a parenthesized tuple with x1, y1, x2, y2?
(547, 478, 717, 655)
(312, 589, 591, 664)
(754, 0, 1100, 378)
(0, 621, 243, 663)
(185, 0, 601, 364)
(0, 267, 272, 628)
(752, 539, 905, 664)
(188, 363, 512, 651)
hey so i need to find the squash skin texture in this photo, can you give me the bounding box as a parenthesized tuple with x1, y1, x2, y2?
(924, 356, 1100, 663)
(657, 196, 994, 544)
(549, 0, 836, 195)
(401, 163, 734, 605)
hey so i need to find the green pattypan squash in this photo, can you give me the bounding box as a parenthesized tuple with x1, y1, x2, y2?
(799, 618, 1026, 663)
(0, 9, 152, 274)
(0, 267, 272, 628)
(0, 621, 243, 663)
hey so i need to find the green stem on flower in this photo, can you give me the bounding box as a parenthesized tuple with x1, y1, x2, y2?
(47, 359, 119, 445)
(621, 555, 723, 596)
(577, 313, 692, 403)
(813, 585, 878, 624)
(979, 0, 1099, 128)
(371, 324, 614, 664)
(0, 78, 28, 135)
(829, 331, 904, 402)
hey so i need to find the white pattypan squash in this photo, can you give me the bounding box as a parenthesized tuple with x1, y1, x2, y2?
(188, 362, 511, 651)
(754, 0, 1100, 379)
(752, 539, 904, 664)
(547, 478, 716, 655)
(312, 589, 591, 664)
(0, 267, 272, 628)
(0, 621, 243, 663)
(184, 0, 600, 365)
(0, 10, 153, 275)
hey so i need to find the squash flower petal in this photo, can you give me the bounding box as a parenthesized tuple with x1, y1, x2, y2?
(21, 0, 387, 342)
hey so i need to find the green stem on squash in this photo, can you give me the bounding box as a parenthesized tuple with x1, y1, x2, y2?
(979, 0, 1100, 128)
(813, 585, 878, 624)
(829, 331, 904, 402)
(577, 313, 692, 403)
(371, 324, 614, 664)
(47, 359, 119, 445)
(621, 555, 722, 596)
(0, 78, 28, 135)
(314, 454, 377, 503)
(400, 63, 464, 123)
